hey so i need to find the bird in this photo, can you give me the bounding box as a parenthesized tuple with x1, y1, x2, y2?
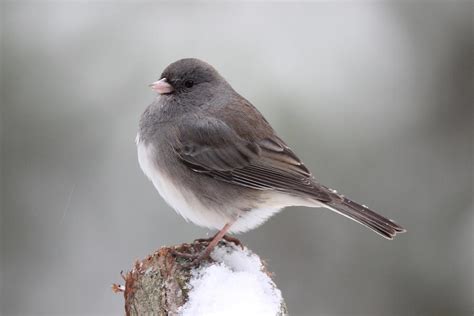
(136, 58, 405, 263)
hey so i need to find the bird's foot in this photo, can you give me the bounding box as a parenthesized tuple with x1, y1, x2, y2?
(171, 222, 238, 268)
(222, 234, 244, 249)
(169, 244, 212, 268)
(194, 234, 243, 249)
(169, 248, 198, 260)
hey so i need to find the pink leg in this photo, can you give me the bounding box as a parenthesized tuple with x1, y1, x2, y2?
(197, 222, 234, 260)
(171, 221, 236, 267)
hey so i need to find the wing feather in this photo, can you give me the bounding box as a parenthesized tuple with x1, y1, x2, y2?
(174, 116, 331, 202)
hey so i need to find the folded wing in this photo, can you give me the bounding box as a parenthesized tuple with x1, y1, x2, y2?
(173, 115, 405, 239)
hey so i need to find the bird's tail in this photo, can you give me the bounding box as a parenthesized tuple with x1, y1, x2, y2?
(324, 196, 406, 239)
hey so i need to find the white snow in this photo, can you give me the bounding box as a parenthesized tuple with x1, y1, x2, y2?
(179, 244, 284, 316)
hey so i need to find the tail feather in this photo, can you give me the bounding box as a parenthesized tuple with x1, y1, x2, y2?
(325, 196, 406, 240)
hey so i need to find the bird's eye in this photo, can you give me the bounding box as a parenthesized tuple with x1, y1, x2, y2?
(184, 79, 194, 88)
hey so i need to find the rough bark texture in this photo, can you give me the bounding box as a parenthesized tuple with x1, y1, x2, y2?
(114, 239, 288, 316)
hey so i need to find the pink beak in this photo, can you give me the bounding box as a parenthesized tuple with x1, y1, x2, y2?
(149, 78, 174, 94)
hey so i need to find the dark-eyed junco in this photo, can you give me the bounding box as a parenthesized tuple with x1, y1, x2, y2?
(137, 58, 405, 262)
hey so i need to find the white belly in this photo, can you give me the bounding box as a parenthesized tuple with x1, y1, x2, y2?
(136, 136, 231, 230)
(136, 134, 321, 233)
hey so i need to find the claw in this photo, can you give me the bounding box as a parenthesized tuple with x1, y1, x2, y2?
(222, 235, 244, 249)
(195, 234, 243, 249)
(172, 222, 239, 269)
(169, 248, 197, 260)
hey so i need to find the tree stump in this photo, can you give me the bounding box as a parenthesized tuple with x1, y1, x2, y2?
(114, 239, 288, 316)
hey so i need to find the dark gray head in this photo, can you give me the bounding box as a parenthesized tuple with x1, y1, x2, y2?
(150, 58, 227, 98)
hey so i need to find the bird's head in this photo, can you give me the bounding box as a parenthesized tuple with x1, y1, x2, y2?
(150, 58, 225, 97)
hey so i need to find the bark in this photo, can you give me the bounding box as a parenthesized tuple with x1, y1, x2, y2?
(113, 239, 288, 316)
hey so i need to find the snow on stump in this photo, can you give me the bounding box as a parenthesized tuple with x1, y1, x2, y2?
(114, 239, 288, 316)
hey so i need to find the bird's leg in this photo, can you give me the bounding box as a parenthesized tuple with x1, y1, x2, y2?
(171, 221, 235, 267)
(194, 221, 234, 260)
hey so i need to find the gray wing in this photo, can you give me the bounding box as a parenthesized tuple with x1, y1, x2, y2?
(174, 116, 405, 239)
(173, 116, 332, 202)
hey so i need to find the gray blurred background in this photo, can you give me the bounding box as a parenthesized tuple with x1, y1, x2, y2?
(1, 1, 473, 315)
